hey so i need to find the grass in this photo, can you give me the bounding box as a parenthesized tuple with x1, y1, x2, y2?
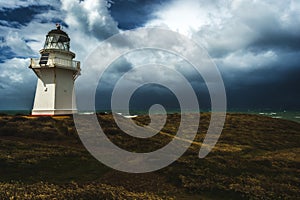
(0, 113, 299, 199)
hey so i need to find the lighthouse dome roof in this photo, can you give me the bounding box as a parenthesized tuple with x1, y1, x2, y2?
(47, 29, 69, 38)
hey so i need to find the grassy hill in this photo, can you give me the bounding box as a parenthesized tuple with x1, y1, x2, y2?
(0, 113, 299, 199)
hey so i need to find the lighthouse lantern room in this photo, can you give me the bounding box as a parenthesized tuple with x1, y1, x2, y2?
(29, 24, 81, 115)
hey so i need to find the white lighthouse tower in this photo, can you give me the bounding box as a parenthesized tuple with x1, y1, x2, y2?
(29, 24, 80, 115)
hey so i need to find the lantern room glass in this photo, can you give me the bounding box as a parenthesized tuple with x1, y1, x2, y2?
(44, 34, 70, 51)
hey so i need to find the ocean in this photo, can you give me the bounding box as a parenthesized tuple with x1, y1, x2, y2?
(0, 110, 299, 123)
(249, 111, 300, 123)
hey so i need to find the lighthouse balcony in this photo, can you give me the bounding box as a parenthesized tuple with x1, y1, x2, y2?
(30, 58, 80, 70)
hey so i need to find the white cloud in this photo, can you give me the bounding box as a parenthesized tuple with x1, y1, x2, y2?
(0, 0, 121, 98)
(0, 57, 36, 110)
(146, 0, 231, 36)
(61, 0, 119, 40)
(145, 0, 300, 70)
(216, 50, 278, 70)
(55, 0, 121, 85)
(0, 58, 33, 83)
(1, 31, 34, 57)
(0, 0, 58, 10)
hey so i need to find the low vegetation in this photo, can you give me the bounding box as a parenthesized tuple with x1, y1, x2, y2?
(0, 113, 299, 199)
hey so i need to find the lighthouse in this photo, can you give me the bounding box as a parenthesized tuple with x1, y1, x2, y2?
(29, 24, 81, 115)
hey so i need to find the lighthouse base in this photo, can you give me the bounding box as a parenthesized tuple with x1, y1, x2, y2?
(31, 68, 78, 116)
(31, 109, 77, 116)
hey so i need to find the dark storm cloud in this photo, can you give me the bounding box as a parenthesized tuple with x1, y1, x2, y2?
(225, 70, 300, 110)
(98, 56, 133, 87)
(249, 31, 300, 52)
(109, 0, 170, 30)
(221, 51, 300, 110)
(77, 56, 133, 111)
(95, 83, 182, 112)
(242, 11, 300, 53)
(129, 84, 180, 111)
(0, 78, 36, 110)
(0, 5, 54, 27)
(94, 57, 212, 111)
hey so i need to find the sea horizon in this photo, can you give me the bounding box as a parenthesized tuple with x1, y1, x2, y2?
(1, 109, 300, 123)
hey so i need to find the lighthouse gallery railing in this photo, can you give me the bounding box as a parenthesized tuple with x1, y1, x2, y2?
(30, 58, 80, 70)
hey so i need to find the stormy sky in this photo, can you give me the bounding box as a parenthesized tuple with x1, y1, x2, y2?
(0, 0, 299, 111)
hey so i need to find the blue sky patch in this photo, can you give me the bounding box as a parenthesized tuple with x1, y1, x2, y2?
(0, 46, 17, 62)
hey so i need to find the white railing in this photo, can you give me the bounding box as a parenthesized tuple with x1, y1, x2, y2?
(53, 58, 80, 69)
(30, 58, 80, 70)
